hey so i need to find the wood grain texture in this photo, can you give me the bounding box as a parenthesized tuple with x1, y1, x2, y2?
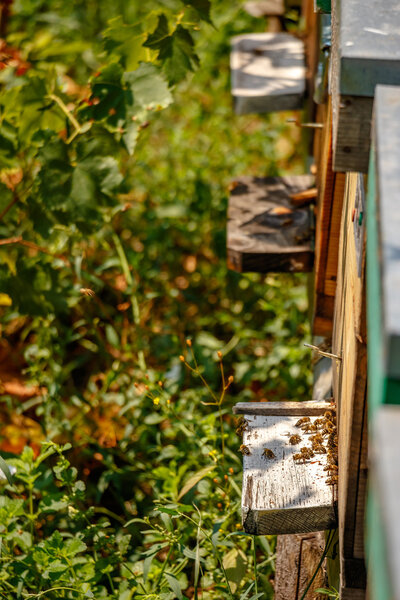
(227, 176, 314, 273)
(233, 401, 331, 416)
(313, 98, 345, 334)
(230, 33, 306, 114)
(331, 173, 367, 595)
(241, 414, 337, 535)
(274, 532, 326, 600)
(331, 95, 373, 173)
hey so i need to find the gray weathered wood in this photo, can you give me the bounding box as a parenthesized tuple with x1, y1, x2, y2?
(372, 405, 400, 600)
(241, 414, 337, 535)
(330, 1, 400, 172)
(331, 95, 373, 173)
(334, 0, 400, 97)
(227, 176, 314, 273)
(231, 33, 306, 114)
(244, 0, 284, 17)
(274, 533, 326, 600)
(233, 401, 331, 416)
(312, 356, 333, 401)
(372, 85, 400, 379)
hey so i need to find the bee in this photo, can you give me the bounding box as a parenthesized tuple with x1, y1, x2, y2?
(239, 444, 251, 456)
(323, 464, 338, 472)
(327, 432, 338, 450)
(235, 417, 249, 437)
(302, 423, 318, 433)
(309, 433, 324, 444)
(312, 442, 327, 454)
(327, 451, 338, 465)
(300, 447, 315, 459)
(293, 452, 304, 462)
(262, 448, 276, 460)
(80, 288, 95, 297)
(288, 434, 301, 445)
(324, 410, 336, 423)
(325, 475, 338, 485)
(295, 417, 310, 428)
(294, 447, 314, 462)
(313, 418, 325, 429)
(322, 422, 335, 436)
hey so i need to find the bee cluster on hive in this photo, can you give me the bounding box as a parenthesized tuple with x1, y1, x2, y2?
(292, 409, 338, 485)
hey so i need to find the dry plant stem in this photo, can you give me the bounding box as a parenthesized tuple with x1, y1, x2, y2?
(0, 193, 18, 222)
(48, 93, 82, 144)
(112, 233, 146, 372)
(186, 348, 228, 457)
(0, 236, 70, 264)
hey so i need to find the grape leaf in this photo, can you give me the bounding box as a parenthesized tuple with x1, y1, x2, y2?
(183, 0, 212, 23)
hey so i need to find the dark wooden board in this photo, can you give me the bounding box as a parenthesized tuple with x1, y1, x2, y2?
(227, 176, 314, 273)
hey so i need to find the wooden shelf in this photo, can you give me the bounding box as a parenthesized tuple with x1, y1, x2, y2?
(227, 175, 314, 273)
(239, 411, 338, 535)
(230, 33, 306, 114)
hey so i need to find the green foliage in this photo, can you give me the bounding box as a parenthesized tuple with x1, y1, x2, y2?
(0, 0, 311, 598)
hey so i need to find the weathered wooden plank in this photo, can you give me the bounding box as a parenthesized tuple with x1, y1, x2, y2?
(331, 172, 368, 596)
(331, 94, 373, 173)
(244, 0, 285, 17)
(274, 532, 326, 600)
(330, 1, 400, 172)
(231, 33, 306, 114)
(371, 405, 400, 600)
(312, 357, 332, 401)
(241, 414, 337, 535)
(233, 401, 331, 416)
(227, 176, 314, 273)
(313, 97, 345, 334)
(372, 85, 400, 381)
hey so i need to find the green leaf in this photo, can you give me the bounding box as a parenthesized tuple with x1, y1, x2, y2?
(222, 548, 248, 593)
(183, 0, 212, 23)
(0, 455, 13, 484)
(164, 573, 183, 600)
(177, 465, 215, 499)
(143, 14, 170, 52)
(123, 63, 173, 114)
(144, 16, 199, 85)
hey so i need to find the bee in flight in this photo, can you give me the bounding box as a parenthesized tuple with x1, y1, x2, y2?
(239, 444, 251, 456)
(80, 288, 95, 297)
(235, 417, 249, 437)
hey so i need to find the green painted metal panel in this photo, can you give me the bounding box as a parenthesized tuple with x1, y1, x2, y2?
(366, 487, 393, 600)
(315, 0, 331, 13)
(366, 146, 386, 413)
